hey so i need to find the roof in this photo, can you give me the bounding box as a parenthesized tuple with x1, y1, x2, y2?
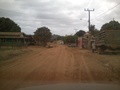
(0, 32, 28, 39)
(0, 32, 22, 36)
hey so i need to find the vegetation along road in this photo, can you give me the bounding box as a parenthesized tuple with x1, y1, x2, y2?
(0, 45, 120, 90)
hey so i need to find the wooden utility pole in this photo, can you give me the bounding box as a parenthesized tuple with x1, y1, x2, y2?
(84, 9, 94, 31)
(74, 29, 77, 46)
(113, 18, 114, 29)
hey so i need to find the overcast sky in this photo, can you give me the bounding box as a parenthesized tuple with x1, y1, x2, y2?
(0, 0, 120, 35)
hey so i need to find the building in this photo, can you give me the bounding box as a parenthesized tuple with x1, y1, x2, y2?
(82, 32, 90, 49)
(0, 32, 28, 46)
(82, 32, 96, 49)
(56, 40, 64, 45)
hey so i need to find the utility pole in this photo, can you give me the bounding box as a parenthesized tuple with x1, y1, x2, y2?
(74, 29, 77, 46)
(84, 8, 94, 31)
(113, 18, 114, 29)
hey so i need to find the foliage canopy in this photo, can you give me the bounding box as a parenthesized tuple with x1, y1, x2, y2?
(0, 17, 21, 32)
(101, 20, 120, 30)
(89, 25, 99, 36)
(64, 35, 76, 44)
(34, 27, 52, 46)
(75, 30, 86, 37)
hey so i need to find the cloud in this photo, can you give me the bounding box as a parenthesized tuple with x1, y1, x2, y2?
(0, 0, 120, 35)
(0, 9, 23, 18)
(106, 0, 120, 4)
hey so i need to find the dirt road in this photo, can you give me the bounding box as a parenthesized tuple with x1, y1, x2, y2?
(0, 45, 120, 90)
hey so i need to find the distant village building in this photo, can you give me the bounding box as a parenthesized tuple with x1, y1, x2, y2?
(82, 32, 96, 49)
(56, 40, 64, 45)
(82, 32, 90, 49)
(0, 32, 28, 46)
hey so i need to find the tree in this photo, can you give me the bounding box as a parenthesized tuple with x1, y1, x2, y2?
(75, 30, 86, 37)
(57, 36, 64, 41)
(51, 34, 63, 41)
(34, 27, 52, 46)
(101, 20, 120, 31)
(64, 35, 76, 44)
(89, 25, 99, 36)
(90, 25, 95, 32)
(0, 17, 21, 32)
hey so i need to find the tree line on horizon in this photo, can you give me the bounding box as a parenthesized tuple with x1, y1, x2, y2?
(0, 17, 120, 45)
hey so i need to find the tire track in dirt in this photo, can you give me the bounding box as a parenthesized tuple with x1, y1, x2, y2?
(53, 45, 67, 81)
(15, 46, 64, 89)
(0, 49, 51, 90)
(0, 47, 48, 73)
(0, 50, 47, 77)
(64, 51, 75, 82)
(0, 45, 98, 90)
(81, 54, 95, 82)
(68, 48, 95, 83)
(0, 47, 62, 89)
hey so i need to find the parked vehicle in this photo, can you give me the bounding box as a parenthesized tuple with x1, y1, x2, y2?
(68, 43, 77, 47)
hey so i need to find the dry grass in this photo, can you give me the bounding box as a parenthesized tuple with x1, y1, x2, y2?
(0, 46, 30, 61)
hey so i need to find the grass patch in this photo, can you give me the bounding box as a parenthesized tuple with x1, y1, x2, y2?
(0, 46, 30, 61)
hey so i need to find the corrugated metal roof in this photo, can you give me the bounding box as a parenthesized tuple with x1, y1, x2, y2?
(0, 32, 22, 36)
(0, 36, 27, 39)
(0, 32, 28, 39)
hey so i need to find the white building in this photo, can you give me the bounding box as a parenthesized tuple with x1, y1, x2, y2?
(56, 40, 64, 45)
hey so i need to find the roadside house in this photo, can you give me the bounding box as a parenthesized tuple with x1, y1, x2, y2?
(0, 32, 28, 46)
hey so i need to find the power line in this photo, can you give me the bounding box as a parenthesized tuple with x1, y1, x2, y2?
(86, 0, 93, 8)
(91, 2, 120, 20)
(80, 22, 88, 30)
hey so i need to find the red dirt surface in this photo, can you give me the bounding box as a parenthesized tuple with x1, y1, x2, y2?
(0, 45, 120, 90)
